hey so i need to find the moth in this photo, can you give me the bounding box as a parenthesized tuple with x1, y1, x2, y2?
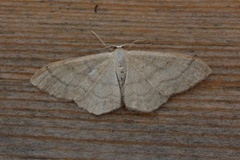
(30, 45, 211, 115)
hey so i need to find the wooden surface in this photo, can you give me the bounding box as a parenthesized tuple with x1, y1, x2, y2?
(0, 0, 240, 159)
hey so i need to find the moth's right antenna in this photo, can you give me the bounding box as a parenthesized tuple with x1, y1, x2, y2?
(91, 31, 114, 51)
(128, 39, 145, 48)
(119, 39, 145, 49)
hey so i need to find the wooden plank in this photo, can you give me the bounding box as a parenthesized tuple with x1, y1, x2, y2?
(0, 0, 240, 159)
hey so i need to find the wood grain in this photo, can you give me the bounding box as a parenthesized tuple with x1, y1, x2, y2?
(0, 0, 240, 159)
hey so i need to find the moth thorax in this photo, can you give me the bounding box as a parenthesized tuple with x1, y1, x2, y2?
(114, 49, 127, 89)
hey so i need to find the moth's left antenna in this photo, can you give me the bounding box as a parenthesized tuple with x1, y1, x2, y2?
(91, 31, 114, 51)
